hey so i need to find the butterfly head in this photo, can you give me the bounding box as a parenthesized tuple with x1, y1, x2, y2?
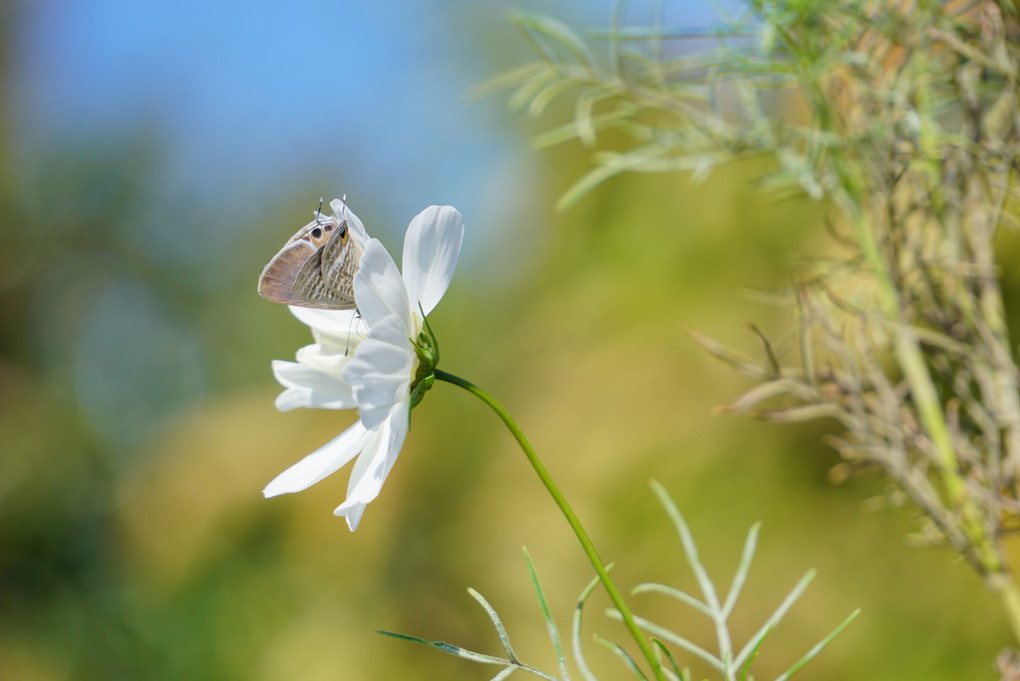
(305, 219, 348, 248)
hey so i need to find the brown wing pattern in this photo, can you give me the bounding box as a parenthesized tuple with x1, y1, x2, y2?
(258, 216, 361, 310)
(319, 221, 361, 303)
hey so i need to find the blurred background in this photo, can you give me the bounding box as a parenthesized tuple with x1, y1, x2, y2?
(1, 1, 1016, 679)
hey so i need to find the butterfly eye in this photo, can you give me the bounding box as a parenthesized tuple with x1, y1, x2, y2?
(339, 225, 347, 240)
(311, 227, 323, 240)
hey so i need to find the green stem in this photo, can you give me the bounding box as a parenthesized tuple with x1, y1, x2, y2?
(434, 369, 665, 681)
(846, 194, 1012, 618)
(987, 572, 1020, 647)
(846, 202, 960, 487)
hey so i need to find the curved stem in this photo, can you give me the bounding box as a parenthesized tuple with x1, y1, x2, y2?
(435, 369, 665, 681)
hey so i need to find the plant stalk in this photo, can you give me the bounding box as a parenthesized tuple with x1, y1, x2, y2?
(849, 198, 1019, 641)
(435, 369, 666, 681)
(987, 571, 1020, 647)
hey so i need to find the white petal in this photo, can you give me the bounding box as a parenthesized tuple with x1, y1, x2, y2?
(331, 198, 369, 244)
(333, 401, 410, 530)
(341, 502, 367, 531)
(290, 306, 360, 343)
(272, 359, 356, 411)
(353, 239, 412, 331)
(402, 206, 464, 317)
(274, 388, 303, 412)
(293, 338, 363, 378)
(344, 314, 414, 376)
(263, 420, 372, 497)
(333, 429, 387, 518)
(275, 388, 311, 412)
(342, 315, 414, 429)
(342, 402, 409, 504)
(312, 323, 369, 357)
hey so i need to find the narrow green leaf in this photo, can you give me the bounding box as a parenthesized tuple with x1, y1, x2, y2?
(651, 638, 685, 680)
(515, 664, 561, 681)
(490, 667, 517, 681)
(605, 611, 724, 672)
(528, 79, 580, 118)
(738, 623, 772, 681)
(376, 630, 510, 666)
(556, 145, 669, 211)
(556, 162, 625, 211)
(572, 571, 605, 681)
(468, 63, 550, 101)
(586, 150, 733, 175)
(632, 583, 711, 618)
(468, 587, 520, 663)
(648, 481, 725, 624)
(575, 88, 606, 146)
(523, 548, 570, 681)
(531, 105, 640, 149)
(596, 636, 649, 681)
(508, 72, 557, 113)
(734, 569, 817, 668)
(585, 25, 760, 40)
(772, 609, 860, 681)
(510, 10, 595, 67)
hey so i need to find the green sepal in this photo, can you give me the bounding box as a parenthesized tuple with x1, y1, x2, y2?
(408, 303, 440, 415)
(410, 372, 434, 410)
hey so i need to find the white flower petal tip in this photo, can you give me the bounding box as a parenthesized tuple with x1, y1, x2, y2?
(262, 421, 371, 497)
(329, 401, 409, 530)
(402, 206, 464, 317)
(329, 198, 368, 243)
(336, 502, 367, 531)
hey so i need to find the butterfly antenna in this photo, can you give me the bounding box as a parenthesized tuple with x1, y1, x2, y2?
(341, 194, 348, 218)
(315, 198, 324, 223)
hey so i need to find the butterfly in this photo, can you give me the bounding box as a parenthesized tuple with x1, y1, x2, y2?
(258, 202, 363, 310)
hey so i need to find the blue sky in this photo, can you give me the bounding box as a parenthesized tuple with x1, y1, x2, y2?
(10, 0, 729, 234)
(12, 1, 581, 231)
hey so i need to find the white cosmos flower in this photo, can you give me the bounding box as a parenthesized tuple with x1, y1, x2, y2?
(265, 203, 464, 530)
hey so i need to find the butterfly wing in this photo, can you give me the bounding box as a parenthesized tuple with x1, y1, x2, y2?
(259, 216, 362, 310)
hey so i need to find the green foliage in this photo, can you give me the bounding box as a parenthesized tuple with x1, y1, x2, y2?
(488, 0, 1020, 668)
(383, 483, 856, 680)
